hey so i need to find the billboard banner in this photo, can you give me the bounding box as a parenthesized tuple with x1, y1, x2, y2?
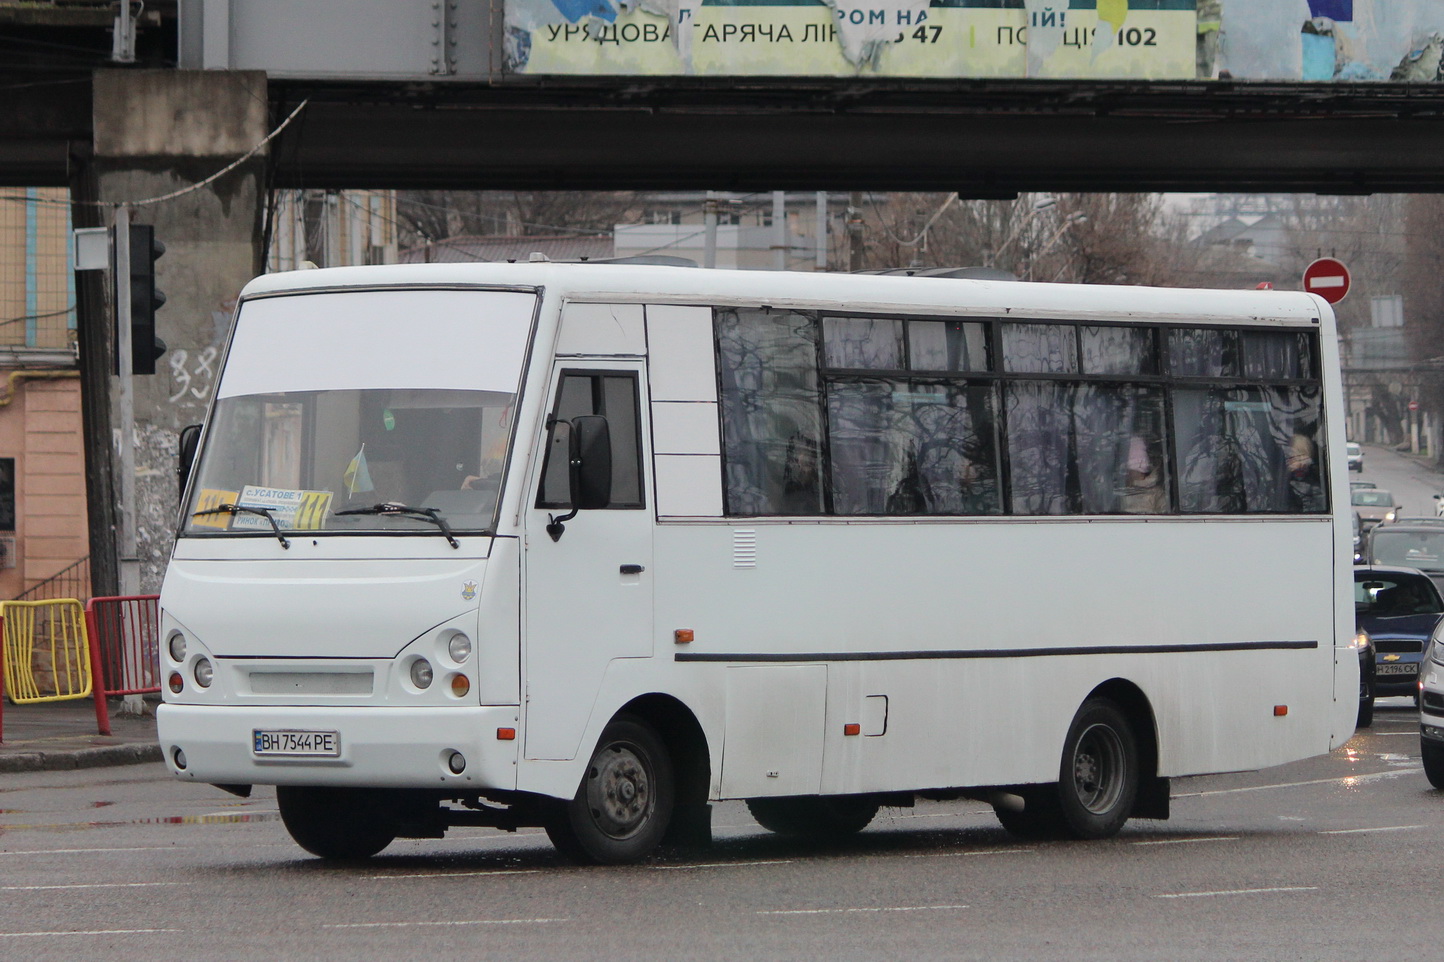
(502, 0, 1444, 82)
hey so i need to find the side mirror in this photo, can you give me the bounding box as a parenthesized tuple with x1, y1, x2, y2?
(545, 414, 612, 542)
(178, 423, 202, 496)
(570, 415, 612, 510)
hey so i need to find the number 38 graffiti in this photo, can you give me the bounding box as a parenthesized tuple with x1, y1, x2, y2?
(168, 346, 219, 404)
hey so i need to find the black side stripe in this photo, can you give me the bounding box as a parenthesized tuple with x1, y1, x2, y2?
(674, 640, 1318, 663)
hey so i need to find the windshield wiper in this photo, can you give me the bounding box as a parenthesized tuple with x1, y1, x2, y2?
(192, 503, 291, 549)
(334, 502, 460, 549)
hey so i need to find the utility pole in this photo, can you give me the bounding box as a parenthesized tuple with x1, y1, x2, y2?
(113, 206, 140, 599)
(815, 191, 828, 271)
(703, 191, 718, 269)
(772, 191, 786, 271)
(848, 191, 865, 272)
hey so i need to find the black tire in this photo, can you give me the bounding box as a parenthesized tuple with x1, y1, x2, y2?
(1357, 670, 1375, 729)
(745, 795, 880, 839)
(1056, 699, 1139, 840)
(545, 715, 674, 865)
(1423, 742, 1444, 790)
(276, 785, 398, 860)
(1357, 695, 1375, 729)
(992, 789, 1064, 840)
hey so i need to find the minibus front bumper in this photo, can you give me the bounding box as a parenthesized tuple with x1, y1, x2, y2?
(157, 704, 520, 791)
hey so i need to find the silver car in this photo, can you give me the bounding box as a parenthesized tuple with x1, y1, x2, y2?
(1351, 487, 1397, 530)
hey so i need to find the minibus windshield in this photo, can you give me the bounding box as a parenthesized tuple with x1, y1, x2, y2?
(181, 288, 534, 538)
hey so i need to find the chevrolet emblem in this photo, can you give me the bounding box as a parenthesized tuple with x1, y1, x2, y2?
(1383, 654, 1401, 662)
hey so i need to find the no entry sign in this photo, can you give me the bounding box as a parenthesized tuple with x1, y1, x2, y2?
(1302, 257, 1351, 304)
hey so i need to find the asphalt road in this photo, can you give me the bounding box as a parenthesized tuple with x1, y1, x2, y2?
(0, 704, 1436, 962)
(1352, 442, 1443, 521)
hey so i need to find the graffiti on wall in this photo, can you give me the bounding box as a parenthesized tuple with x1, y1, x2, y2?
(502, 0, 1444, 81)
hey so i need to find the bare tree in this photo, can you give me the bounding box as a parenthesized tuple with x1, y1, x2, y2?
(854, 192, 1196, 286)
(394, 191, 645, 250)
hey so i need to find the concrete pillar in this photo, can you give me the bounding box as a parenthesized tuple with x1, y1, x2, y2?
(88, 69, 268, 592)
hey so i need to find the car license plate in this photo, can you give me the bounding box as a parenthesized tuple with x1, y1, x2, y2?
(1376, 663, 1416, 677)
(252, 729, 340, 757)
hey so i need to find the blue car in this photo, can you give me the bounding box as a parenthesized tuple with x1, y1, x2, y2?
(1354, 565, 1444, 709)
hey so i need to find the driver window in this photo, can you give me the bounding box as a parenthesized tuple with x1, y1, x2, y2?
(537, 371, 643, 509)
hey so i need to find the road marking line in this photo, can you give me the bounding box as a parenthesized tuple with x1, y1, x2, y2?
(1155, 886, 1316, 899)
(904, 848, 1033, 858)
(364, 869, 541, 880)
(0, 928, 182, 938)
(0, 882, 182, 891)
(759, 905, 968, 916)
(651, 860, 794, 870)
(324, 919, 568, 929)
(1175, 768, 1418, 798)
(1319, 824, 1427, 835)
(0, 846, 174, 856)
(1132, 836, 1239, 846)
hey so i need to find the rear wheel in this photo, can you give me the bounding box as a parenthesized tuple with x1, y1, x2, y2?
(992, 789, 1064, 840)
(1423, 742, 1444, 790)
(545, 716, 674, 865)
(746, 795, 880, 839)
(276, 786, 398, 860)
(1057, 699, 1138, 839)
(994, 698, 1139, 841)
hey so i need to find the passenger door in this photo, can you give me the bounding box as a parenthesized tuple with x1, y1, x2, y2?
(523, 362, 654, 760)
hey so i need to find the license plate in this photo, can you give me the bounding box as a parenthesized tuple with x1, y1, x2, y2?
(252, 729, 340, 757)
(1376, 663, 1416, 677)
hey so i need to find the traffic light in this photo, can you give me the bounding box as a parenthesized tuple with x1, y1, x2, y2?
(122, 223, 167, 375)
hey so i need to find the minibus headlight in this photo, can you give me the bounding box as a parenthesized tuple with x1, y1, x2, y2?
(193, 657, 214, 688)
(447, 633, 472, 664)
(1431, 640, 1444, 667)
(410, 658, 434, 689)
(167, 632, 187, 663)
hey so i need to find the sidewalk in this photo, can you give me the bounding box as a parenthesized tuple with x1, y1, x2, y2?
(0, 697, 161, 773)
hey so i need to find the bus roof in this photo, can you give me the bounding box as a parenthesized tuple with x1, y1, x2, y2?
(239, 262, 1330, 328)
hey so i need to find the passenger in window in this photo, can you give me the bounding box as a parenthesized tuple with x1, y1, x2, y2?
(1286, 431, 1325, 512)
(780, 433, 821, 514)
(1121, 436, 1166, 514)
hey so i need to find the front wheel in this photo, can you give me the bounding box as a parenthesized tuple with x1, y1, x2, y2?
(1423, 742, 1444, 790)
(276, 786, 398, 860)
(545, 715, 674, 865)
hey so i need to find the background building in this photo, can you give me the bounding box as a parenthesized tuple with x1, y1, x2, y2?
(0, 188, 89, 600)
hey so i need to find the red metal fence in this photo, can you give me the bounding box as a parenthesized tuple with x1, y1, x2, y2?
(85, 595, 160, 736)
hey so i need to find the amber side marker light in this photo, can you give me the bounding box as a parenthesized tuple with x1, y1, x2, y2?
(497, 728, 516, 740)
(1274, 705, 1288, 717)
(674, 629, 694, 644)
(843, 723, 861, 736)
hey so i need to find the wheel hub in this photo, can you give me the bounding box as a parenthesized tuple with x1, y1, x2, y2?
(586, 743, 652, 839)
(1072, 723, 1125, 815)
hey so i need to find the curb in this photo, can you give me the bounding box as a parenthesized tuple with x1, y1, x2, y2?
(0, 742, 162, 774)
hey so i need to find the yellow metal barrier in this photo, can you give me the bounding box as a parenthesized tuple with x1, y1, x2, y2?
(2, 599, 91, 704)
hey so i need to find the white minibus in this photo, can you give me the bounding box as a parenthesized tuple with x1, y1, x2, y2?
(158, 262, 1357, 863)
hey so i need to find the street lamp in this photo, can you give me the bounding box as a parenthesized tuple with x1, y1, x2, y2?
(986, 197, 1057, 268)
